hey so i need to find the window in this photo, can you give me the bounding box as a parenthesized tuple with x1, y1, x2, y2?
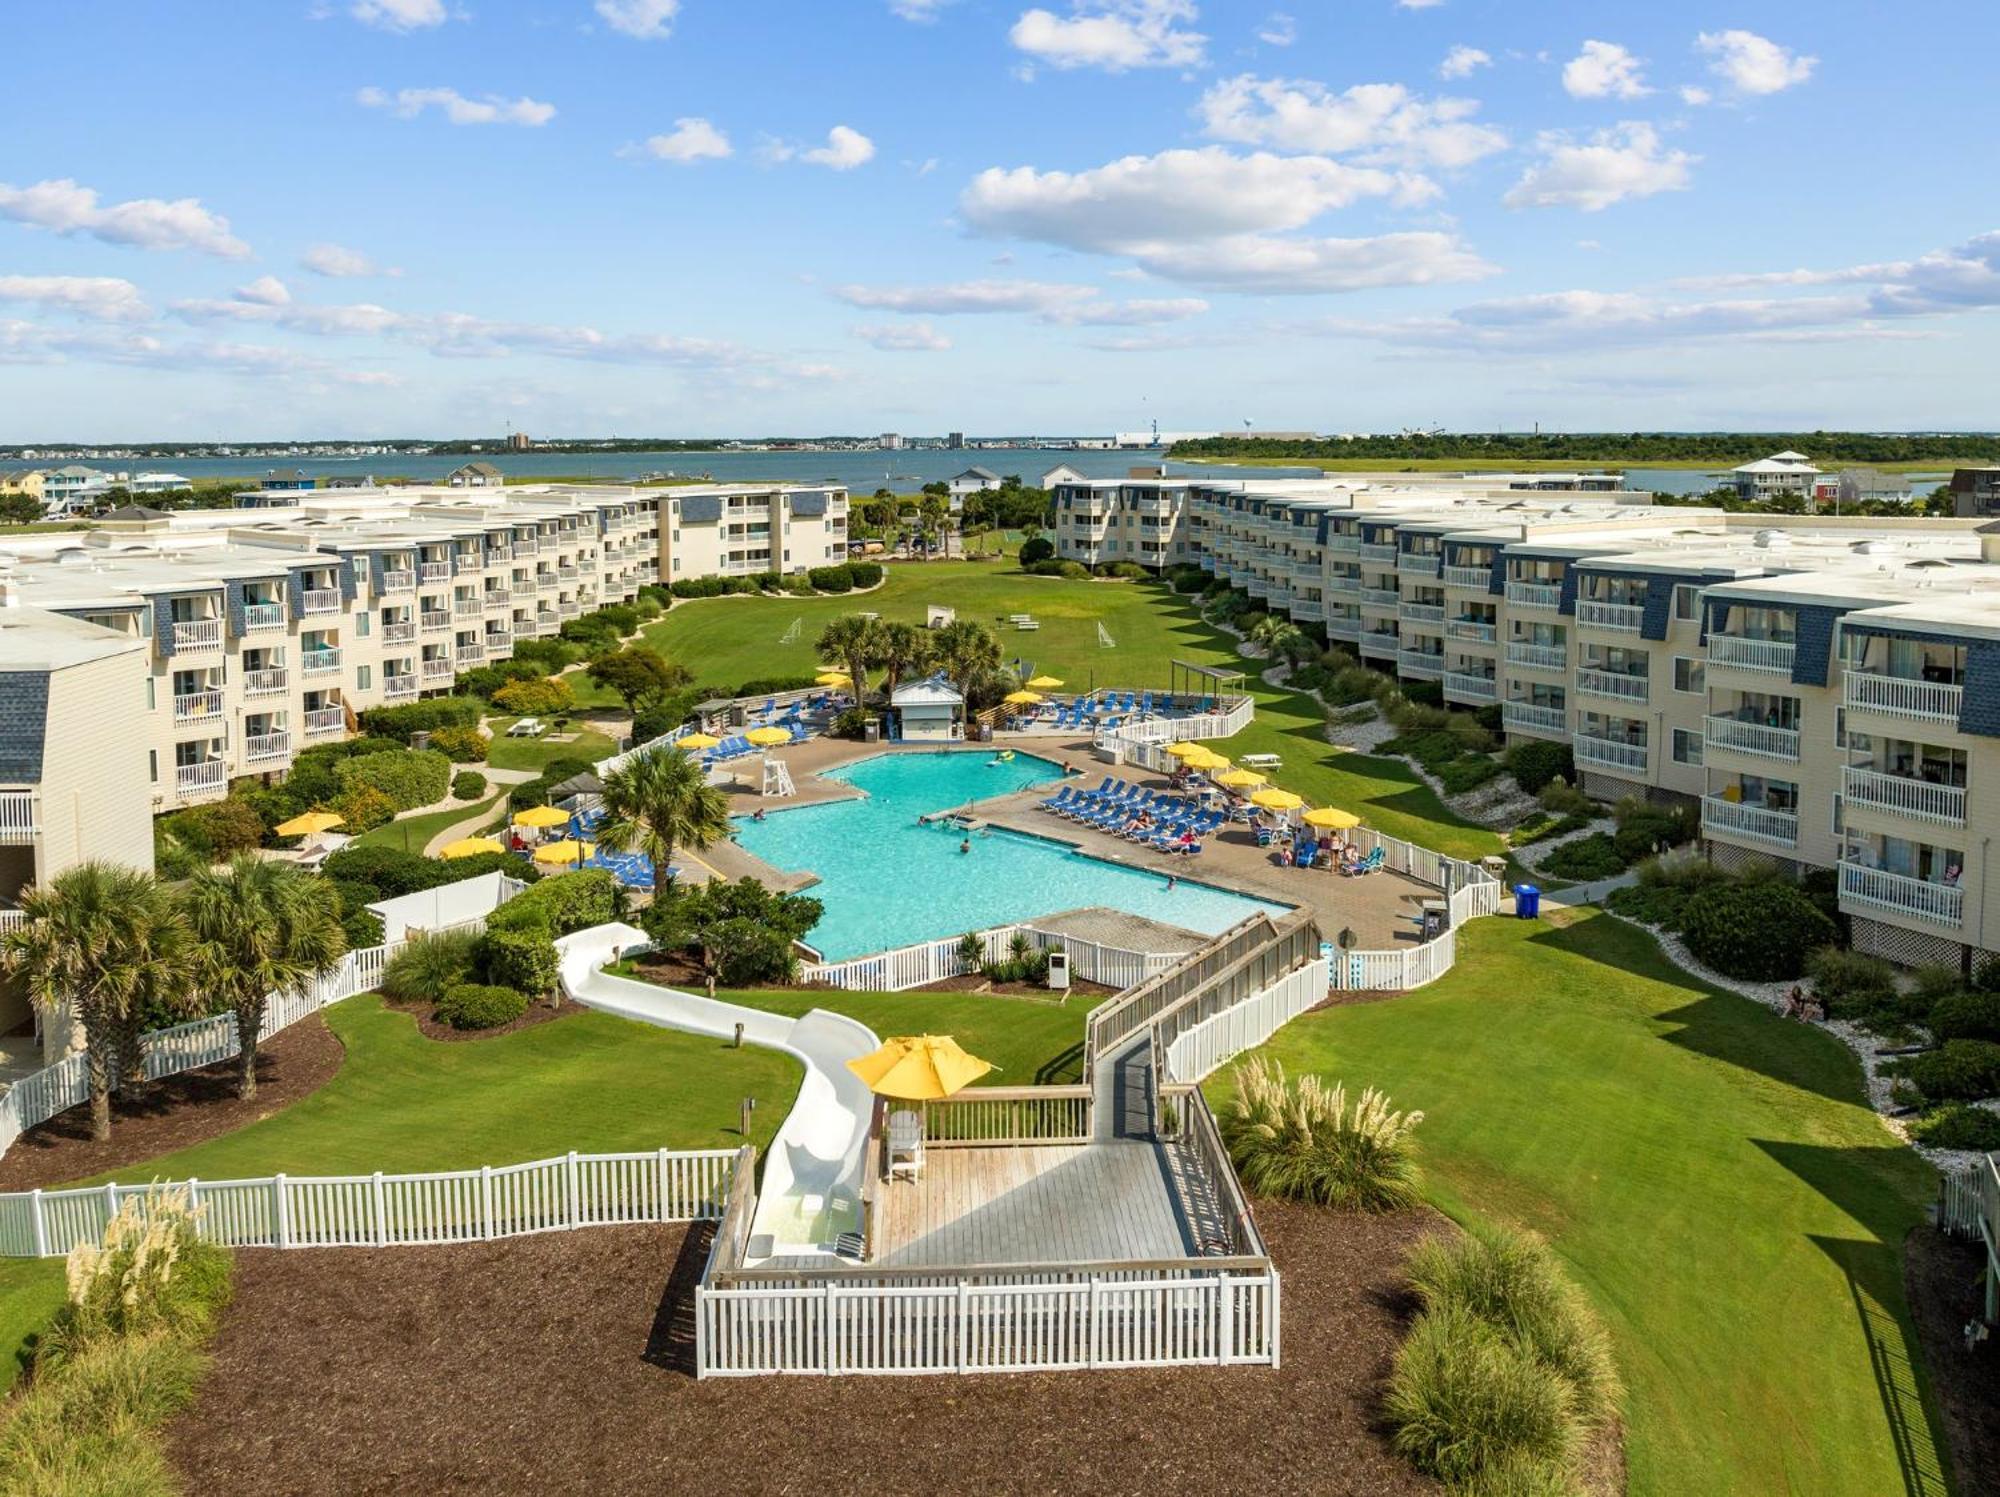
(357, 611, 370, 637)
(356, 665, 372, 691)
(1672, 656, 1705, 694)
(145, 678, 155, 710)
(1672, 729, 1704, 766)
(1673, 584, 1701, 621)
(148, 749, 157, 783)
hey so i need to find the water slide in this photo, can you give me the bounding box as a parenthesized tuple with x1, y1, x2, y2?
(555, 924, 880, 1260)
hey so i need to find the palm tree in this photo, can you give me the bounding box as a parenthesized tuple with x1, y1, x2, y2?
(0, 862, 193, 1141)
(596, 744, 733, 903)
(874, 620, 936, 700)
(816, 614, 880, 702)
(182, 856, 348, 1101)
(932, 618, 1002, 697)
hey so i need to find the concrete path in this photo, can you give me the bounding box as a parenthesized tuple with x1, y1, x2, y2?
(1539, 869, 1640, 910)
(554, 923, 880, 1261)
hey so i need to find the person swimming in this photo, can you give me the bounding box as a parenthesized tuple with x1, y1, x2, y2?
(960, 837, 972, 854)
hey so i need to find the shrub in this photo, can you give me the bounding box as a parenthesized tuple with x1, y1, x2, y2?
(435, 982, 530, 1030)
(1438, 754, 1504, 794)
(847, 560, 883, 588)
(1331, 702, 1379, 727)
(331, 782, 397, 834)
(1536, 778, 1594, 817)
(1885, 1040, 2000, 1104)
(1681, 880, 1839, 982)
(380, 928, 480, 1006)
(1017, 535, 1055, 566)
(1024, 558, 1090, 578)
(451, 770, 488, 801)
(1323, 665, 1383, 708)
(1220, 1056, 1424, 1211)
(361, 696, 483, 743)
(331, 879, 385, 948)
(479, 927, 560, 998)
(1909, 1103, 2000, 1151)
(160, 797, 266, 858)
(806, 563, 855, 592)
(0, 1331, 197, 1492)
(429, 724, 488, 764)
(492, 675, 576, 718)
(487, 867, 618, 937)
(1504, 741, 1575, 796)
(505, 755, 596, 811)
(1096, 560, 1147, 579)
(334, 747, 451, 812)
(1606, 855, 1723, 929)
(1807, 947, 1907, 1030)
(829, 706, 870, 740)
(1384, 1304, 1577, 1487)
(1543, 833, 1625, 882)
(1928, 990, 2000, 1044)
(38, 1187, 234, 1371)
(1610, 797, 1697, 864)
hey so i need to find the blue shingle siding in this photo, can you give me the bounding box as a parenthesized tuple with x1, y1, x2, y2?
(1701, 597, 1729, 646)
(1640, 577, 1675, 640)
(225, 580, 246, 638)
(1556, 563, 1579, 616)
(1315, 514, 1333, 546)
(791, 491, 829, 517)
(680, 495, 723, 524)
(1489, 551, 1506, 596)
(153, 598, 176, 658)
(1959, 642, 2000, 737)
(0, 674, 50, 781)
(339, 556, 357, 601)
(1790, 605, 1840, 687)
(286, 571, 305, 621)
(368, 553, 387, 595)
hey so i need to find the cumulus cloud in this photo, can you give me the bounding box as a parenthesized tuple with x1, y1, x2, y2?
(853, 321, 953, 351)
(802, 125, 877, 170)
(0, 178, 250, 258)
(0, 274, 149, 322)
(233, 275, 292, 307)
(350, 0, 449, 31)
(1257, 13, 1295, 47)
(831, 278, 1209, 325)
(1678, 85, 1711, 106)
(1562, 39, 1649, 99)
(595, 0, 679, 39)
(1696, 30, 1816, 96)
(1197, 75, 1506, 169)
(302, 243, 399, 278)
(1504, 123, 1694, 211)
(357, 86, 556, 126)
(1396, 0, 1444, 9)
(1439, 45, 1489, 80)
(1009, 1, 1206, 74)
(638, 117, 733, 163)
(890, 0, 951, 19)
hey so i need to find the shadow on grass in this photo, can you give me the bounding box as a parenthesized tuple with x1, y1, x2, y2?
(1034, 1039, 1085, 1087)
(643, 1220, 713, 1378)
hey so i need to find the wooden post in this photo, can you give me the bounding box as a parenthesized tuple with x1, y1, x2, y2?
(273, 1174, 291, 1249)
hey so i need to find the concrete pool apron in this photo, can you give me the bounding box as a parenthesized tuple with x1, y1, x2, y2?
(556, 924, 880, 1261)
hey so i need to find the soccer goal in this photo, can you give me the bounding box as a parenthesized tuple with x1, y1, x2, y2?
(1097, 621, 1116, 648)
(780, 617, 802, 645)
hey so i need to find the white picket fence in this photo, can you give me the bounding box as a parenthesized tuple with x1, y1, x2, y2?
(0, 1147, 738, 1259)
(1326, 846, 1503, 994)
(1099, 696, 1256, 761)
(697, 1266, 1280, 1377)
(1165, 959, 1330, 1084)
(800, 922, 1177, 993)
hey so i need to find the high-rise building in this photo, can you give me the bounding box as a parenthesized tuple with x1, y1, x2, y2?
(879, 433, 903, 450)
(946, 432, 964, 450)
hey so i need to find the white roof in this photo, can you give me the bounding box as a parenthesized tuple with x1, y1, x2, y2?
(890, 673, 964, 706)
(1733, 454, 1821, 474)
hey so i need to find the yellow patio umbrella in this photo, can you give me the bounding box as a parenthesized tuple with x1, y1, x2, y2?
(746, 725, 792, 747)
(1003, 689, 1044, 706)
(439, 836, 505, 860)
(532, 838, 597, 866)
(512, 805, 571, 829)
(678, 731, 722, 750)
(1214, 768, 1267, 789)
(1183, 749, 1230, 772)
(814, 671, 851, 687)
(1250, 788, 1304, 812)
(275, 811, 344, 838)
(1303, 806, 1362, 831)
(1163, 741, 1207, 760)
(1025, 675, 1064, 689)
(845, 1035, 995, 1101)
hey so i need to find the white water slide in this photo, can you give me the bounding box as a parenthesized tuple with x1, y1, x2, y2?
(555, 925, 880, 1260)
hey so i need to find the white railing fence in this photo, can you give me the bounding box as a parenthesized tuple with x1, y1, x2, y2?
(1165, 959, 1330, 1084)
(1325, 849, 1502, 994)
(0, 1148, 737, 1259)
(799, 922, 1176, 993)
(1096, 695, 1256, 759)
(1939, 1152, 1999, 1324)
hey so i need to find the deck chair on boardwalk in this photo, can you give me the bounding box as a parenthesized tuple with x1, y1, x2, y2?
(887, 1110, 925, 1182)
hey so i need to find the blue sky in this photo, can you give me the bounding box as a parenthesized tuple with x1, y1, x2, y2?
(3, 0, 1996, 440)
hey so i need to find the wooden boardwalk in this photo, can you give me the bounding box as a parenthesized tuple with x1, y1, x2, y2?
(872, 1142, 1198, 1267)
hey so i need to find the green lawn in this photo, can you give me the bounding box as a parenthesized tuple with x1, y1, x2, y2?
(1206, 909, 1949, 1497)
(350, 792, 505, 853)
(484, 719, 618, 775)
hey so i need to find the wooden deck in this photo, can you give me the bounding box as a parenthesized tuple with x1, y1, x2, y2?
(871, 1142, 1202, 1268)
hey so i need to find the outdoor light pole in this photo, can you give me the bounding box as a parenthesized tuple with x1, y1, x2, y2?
(739, 1096, 755, 1140)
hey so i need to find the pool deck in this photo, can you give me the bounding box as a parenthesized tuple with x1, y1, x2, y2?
(717, 735, 1434, 953)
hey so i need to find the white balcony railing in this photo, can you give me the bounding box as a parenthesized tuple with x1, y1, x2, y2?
(243, 667, 288, 697)
(383, 621, 417, 644)
(0, 789, 39, 843)
(379, 570, 416, 593)
(1360, 587, 1399, 609)
(1575, 734, 1649, 775)
(172, 690, 223, 722)
(1576, 600, 1644, 632)
(171, 619, 221, 651)
(1506, 642, 1567, 672)
(487, 628, 513, 648)
(1446, 619, 1498, 644)
(1397, 602, 1445, 624)
(1702, 795, 1799, 847)
(455, 645, 486, 667)
(1577, 668, 1649, 702)
(1503, 701, 1567, 737)
(1841, 672, 1963, 725)
(1703, 715, 1801, 761)
(486, 546, 512, 565)
(420, 561, 452, 583)
(1505, 580, 1562, 610)
(301, 649, 342, 676)
(537, 574, 558, 590)
(1841, 766, 1968, 826)
(485, 589, 511, 608)
(1358, 543, 1397, 564)
(1396, 651, 1445, 679)
(175, 760, 228, 797)
(1839, 862, 1963, 927)
(301, 588, 341, 615)
(245, 731, 292, 764)
(304, 707, 346, 738)
(454, 599, 484, 618)
(384, 675, 419, 699)
(421, 658, 454, 681)
(1444, 672, 1498, 703)
(1397, 553, 1441, 578)
(242, 602, 286, 633)
(1709, 635, 1795, 674)
(1442, 565, 1492, 590)
(420, 610, 452, 632)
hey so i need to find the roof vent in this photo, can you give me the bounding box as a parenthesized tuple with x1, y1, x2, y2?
(1752, 529, 1790, 549)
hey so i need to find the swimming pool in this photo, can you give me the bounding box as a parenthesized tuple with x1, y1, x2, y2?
(733, 750, 1288, 962)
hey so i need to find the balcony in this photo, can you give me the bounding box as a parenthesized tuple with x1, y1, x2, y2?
(1575, 734, 1649, 775)
(513, 537, 539, 555)
(1506, 642, 1567, 673)
(383, 620, 417, 644)
(1326, 617, 1361, 642)
(1702, 796, 1799, 848)
(245, 731, 292, 764)
(1576, 600, 1644, 633)
(1442, 564, 1492, 590)
(1359, 630, 1399, 656)
(0, 789, 38, 843)
(301, 649, 342, 676)
(1841, 766, 1968, 827)
(172, 689, 224, 722)
(558, 600, 582, 618)
(1445, 672, 1498, 703)
(455, 553, 483, 573)
(1397, 602, 1445, 625)
(1709, 635, 1795, 674)
(243, 667, 288, 697)
(536, 574, 558, 590)
(1358, 543, 1397, 565)
(1842, 672, 1963, 726)
(485, 628, 512, 650)
(451, 598, 482, 619)
(1446, 619, 1498, 645)
(420, 610, 452, 633)
(419, 561, 452, 583)
(1506, 581, 1562, 610)
(1839, 862, 1963, 928)
(384, 675, 419, 699)
(175, 760, 229, 799)
(1503, 701, 1567, 738)
(455, 644, 486, 667)
(1397, 651, 1444, 679)
(1326, 535, 1360, 555)
(486, 546, 512, 565)
(242, 602, 286, 633)
(171, 619, 222, 652)
(558, 565, 580, 583)
(421, 658, 454, 682)
(1703, 715, 1800, 761)
(484, 588, 511, 608)
(304, 707, 347, 739)
(1360, 587, 1399, 609)
(300, 588, 342, 615)
(1397, 553, 1441, 579)
(379, 569, 416, 594)
(1577, 669, 1649, 703)
(535, 613, 561, 636)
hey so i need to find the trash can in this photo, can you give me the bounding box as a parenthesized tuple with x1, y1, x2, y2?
(977, 721, 994, 743)
(1514, 883, 1541, 919)
(862, 718, 880, 744)
(1419, 898, 1447, 942)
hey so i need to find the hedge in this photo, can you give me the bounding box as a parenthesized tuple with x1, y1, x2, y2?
(479, 927, 560, 997)
(451, 770, 488, 801)
(334, 747, 451, 813)
(492, 676, 576, 718)
(1885, 1040, 2000, 1104)
(436, 982, 530, 1030)
(1503, 740, 1575, 795)
(429, 725, 488, 764)
(1018, 536, 1055, 566)
(1680, 880, 1839, 981)
(807, 564, 854, 592)
(361, 697, 483, 743)
(486, 868, 619, 937)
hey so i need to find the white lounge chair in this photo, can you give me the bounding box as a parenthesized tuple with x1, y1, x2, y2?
(887, 1109, 925, 1182)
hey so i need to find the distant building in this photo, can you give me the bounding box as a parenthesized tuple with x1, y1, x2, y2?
(1949, 467, 2000, 518)
(40, 466, 107, 513)
(0, 469, 47, 503)
(446, 461, 505, 488)
(505, 431, 533, 451)
(1040, 464, 1086, 488)
(946, 466, 1000, 509)
(1727, 451, 1820, 501)
(946, 432, 965, 450)
(261, 468, 315, 491)
(878, 433, 904, 450)
(1819, 467, 1914, 508)
(127, 472, 192, 496)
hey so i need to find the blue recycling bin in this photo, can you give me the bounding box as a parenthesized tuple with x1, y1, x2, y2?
(1513, 883, 1541, 919)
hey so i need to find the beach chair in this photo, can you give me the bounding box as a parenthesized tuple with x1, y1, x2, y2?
(887, 1110, 924, 1182)
(1356, 847, 1385, 875)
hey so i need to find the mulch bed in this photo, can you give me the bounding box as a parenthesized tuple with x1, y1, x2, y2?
(914, 973, 1118, 1000)
(0, 1015, 344, 1193)
(169, 1202, 1454, 1496)
(390, 996, 586, 1043)
(1904, 1226, 2000, 1491)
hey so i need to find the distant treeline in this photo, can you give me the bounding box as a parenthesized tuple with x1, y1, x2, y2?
(1169, 433, 2000, 466)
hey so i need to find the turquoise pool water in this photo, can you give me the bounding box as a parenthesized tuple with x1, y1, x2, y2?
(733, 750, 1288, 962)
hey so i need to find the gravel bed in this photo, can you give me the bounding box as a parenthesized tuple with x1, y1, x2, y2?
(1510, 816, 1616, 873)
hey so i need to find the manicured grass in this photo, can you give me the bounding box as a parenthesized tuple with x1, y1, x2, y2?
(1206, 909, 1949, 1497)
(484, 719, 618, 775)
(350, 792, 505, 853)
(0, 1261, 63, 1393)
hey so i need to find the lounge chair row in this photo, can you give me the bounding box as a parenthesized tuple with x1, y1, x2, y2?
(1036, 781, 1223, 853)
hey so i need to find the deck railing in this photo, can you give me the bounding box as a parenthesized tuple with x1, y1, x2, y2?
(1940, 1153, 1999, 1323)
(800, 922, 1177, 993)
(1085, 914, 1281, 1074)
(916, 1087, 1093, 1147)
(1842, 672, 1962, 724)
(1163, 959, 1330, 1086)
(0, 790, 37, 844)
(1841, 766, 1967, 826)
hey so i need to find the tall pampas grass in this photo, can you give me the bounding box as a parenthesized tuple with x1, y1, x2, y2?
(1220, 1056, 1425, 1211)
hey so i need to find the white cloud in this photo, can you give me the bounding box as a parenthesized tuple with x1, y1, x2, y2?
(1696, 30, 1816, 96)
(0, 274, 149, 322)
(1197, 75, 1506, 169)
(1504, 123, 1694, 212)
(831, 278, 1208, 325)
(233, 275, 292, 307)
(595, 0, 680, 40)
(350, 0, 449, 31)
(1678, 85, 1711, 106)
(302, 243, 399, 278)
(1009, 1, 1206, 74)
(357, 86, 556, 126)
(890, 0, 951, 19)
(1131, 232, 1492, 293)
(1439, 45, 1489, 81)
(1562, 39, 1649, 100)
(639, 117, 733, 163)
(1257, 13, 1295, 47)
(853, 321, 953, 351)
(803, 125, 877, 171)
(0, 178, 250, 258)
(1396, 0, 1444, 10)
